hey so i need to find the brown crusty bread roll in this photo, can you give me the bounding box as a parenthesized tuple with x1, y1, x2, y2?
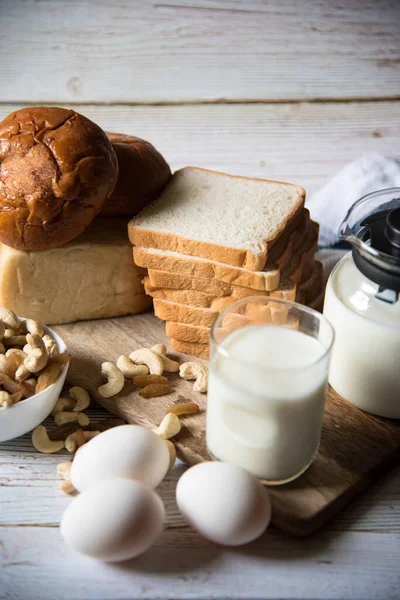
(0, 107, 118, 251)
(101, 132, 171, 217)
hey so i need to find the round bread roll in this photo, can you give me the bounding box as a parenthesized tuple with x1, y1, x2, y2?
(0, 107, 118, 251)
(101, 132, 171, 217)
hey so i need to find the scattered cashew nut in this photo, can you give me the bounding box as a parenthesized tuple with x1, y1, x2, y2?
(51, 396, 75, 416)
(151, 344, 180, 373)
(64, 428, 87, 452)
(165, 440, 176, 471)
(129, 349, 164, 376)
(32, 425, 64, 453)
(154, 413, 181, 439)
(69, 386, 91, 412)
(24, 333, 48, 373)
(98, 362, 125, 397)
(116, 355, 149, 378)
(179, 362, 209, 393)
(57, 461, 72, 480)
(54, 411, 90, 427)
(60, 480, 76, 495)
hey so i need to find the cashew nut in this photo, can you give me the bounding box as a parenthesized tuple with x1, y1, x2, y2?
(24, 333, 48, 373)
(19, 378, 37, 398)
(64, 429, 101, 452)
(0, 308, 19, 330)
(42, 334, 58, 357)
(60, 480, 76, 495)
(165, 440, 176, 471)
(5, 335, 27, 347)
(32, 425, 64, 453)
(57, 461, 72, 479)
(51, 396, 75, 416)
(36, 363, 61, 393)
(3, 328, 16, 340)
(54, 411, 90, 427)
(0, 371, 21, 393)
(64, 428, 87, 452)
(98, 362, 125, 397)
(129, 349, 164, 375)
(69, 386, 91, 412)
(179, 362, 209, 393)
(151, 344, 180, 373)
(116, 355, 149, 378)
(20, 319, 44, 337)
(151, 344, 167, 355)
(0, 391, 12, 408)
(154, 413, 181, 439)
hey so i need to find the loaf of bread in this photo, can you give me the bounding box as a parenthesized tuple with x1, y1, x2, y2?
(0, 218, 151, 324)
(101, 132, 171, 217)
(0, 107, 118, 251)
(129, 167, 306, 271)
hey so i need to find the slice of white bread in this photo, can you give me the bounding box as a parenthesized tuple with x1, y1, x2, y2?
(145, 210, 310, 295)
(129, 167, 306, 271)
(134, 220, 318, 292)
(171, 337, 210, 360)
(164, 262, 324, 344)
(144, 261, 323, 311)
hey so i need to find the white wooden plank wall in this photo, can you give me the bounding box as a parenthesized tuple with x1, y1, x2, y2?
(0, 0, 399, 103)
(0, 1, 400, 599)
(1, 102, 399, 195)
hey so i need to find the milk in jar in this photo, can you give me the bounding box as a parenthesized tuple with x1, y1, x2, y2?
(206, 323, 332, 483)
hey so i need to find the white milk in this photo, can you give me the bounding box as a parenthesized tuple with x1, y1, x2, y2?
(206, 325, 329, 482)
(324, 252, 400, 418)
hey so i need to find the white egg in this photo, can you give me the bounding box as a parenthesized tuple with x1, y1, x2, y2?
(70, 425, 169, 492)
(176, 461, 271, 546)
(61, 478, 164, 561)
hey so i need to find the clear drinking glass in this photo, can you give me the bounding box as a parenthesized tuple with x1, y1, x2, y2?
(206, 297, 334, 485)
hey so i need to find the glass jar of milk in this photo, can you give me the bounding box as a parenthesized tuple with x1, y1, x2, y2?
(324, 188, 400, 418)
(206, 297, 334, 484)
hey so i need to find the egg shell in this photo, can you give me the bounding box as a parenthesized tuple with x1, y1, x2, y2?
(70, 425, 169, 492)
(176, 461, 271, 546)
(61, 478, 165, 562)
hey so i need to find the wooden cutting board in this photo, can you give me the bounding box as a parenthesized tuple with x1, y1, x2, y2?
(54, 312, 400, 536)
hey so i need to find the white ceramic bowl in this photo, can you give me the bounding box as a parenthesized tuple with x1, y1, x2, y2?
(0, 322, 69, 442)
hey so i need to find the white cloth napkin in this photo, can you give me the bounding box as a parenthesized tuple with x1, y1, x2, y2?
(307, 153, 400, 248)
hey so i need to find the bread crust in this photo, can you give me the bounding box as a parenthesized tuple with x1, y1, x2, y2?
(128, 167, 306, 271)
(170, 337, 209, 360)
(0, 107, 118, 250)
(134, 221, 318, 292)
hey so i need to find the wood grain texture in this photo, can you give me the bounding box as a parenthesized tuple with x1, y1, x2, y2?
(53, 312, 400, 536)
(0, 0, 399, 103)
(1, 102, 399, 196)
(1, 525, 400, 600)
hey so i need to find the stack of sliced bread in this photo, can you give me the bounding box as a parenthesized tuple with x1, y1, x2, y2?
(129, 167, 324, 359)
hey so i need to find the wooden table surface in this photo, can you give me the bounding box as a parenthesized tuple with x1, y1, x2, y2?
(0, 1, 399, 599)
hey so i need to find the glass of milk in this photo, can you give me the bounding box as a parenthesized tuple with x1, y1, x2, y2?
(206, 297, 334, 484)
